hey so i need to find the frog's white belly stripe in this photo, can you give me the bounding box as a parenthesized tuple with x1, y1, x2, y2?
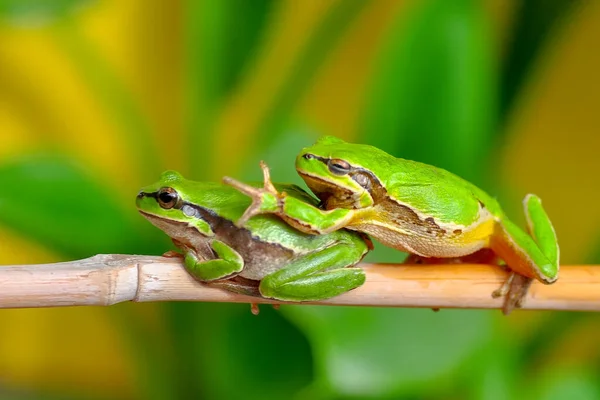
(352, 219, 487, 258)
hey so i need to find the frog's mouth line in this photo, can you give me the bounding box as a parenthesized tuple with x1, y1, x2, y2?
(297, 170, 355, 193)
(138, 210, 188, 232)
(138, 210, 158, 219)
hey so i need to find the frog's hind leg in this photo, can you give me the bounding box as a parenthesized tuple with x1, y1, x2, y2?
(207, 275, 261, 297)
(524, 194, 559, 268)
(489, 195, 559, 314)
(258, 243, 366, 302)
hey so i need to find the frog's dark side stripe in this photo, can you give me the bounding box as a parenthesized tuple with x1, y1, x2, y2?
(137, 191, 297, 262)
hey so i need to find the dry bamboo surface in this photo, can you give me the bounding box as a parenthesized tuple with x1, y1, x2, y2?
(0, 254, 598, 311)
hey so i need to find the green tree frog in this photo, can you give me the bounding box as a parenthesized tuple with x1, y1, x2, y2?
(223, 136, 559, 314)
(136, 170, 370, 302)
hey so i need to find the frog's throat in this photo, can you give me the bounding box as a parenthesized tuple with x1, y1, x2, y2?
(138, 210, 200, 244)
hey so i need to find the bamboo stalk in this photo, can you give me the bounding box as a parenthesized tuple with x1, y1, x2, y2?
(0, 254, 598, 311)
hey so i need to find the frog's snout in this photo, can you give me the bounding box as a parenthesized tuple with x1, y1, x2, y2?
(136, 191, 150, 207)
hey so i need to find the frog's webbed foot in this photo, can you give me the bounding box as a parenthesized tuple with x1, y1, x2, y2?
(162, 250, 183, 259)
(492, 271, 515, 299)
(223, 161, 281, 227)
(248, 303, 280, 314)
(163, 240, 190, 259)
(492, 272, 533, 315)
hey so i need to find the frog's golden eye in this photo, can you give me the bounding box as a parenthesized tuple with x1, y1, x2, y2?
(328, 159, 351, 176)
(157, 187, 180, 209)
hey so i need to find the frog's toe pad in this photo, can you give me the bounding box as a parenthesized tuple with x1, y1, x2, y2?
(502, 274, 534, 315)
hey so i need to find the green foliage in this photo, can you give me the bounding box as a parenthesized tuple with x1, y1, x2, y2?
(284, 307, 493, 398)
(186, 0, 276, 175)
(0, 0, 93, 26)
(247, 0, 368, 155)
(500, 0, 584, 120)
(0, 155, 163, 258)
(358, 0, 495, 185)
(190, 304, 313, 400)
(530, 369, 600, 400)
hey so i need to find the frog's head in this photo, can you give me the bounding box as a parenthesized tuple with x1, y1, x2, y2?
(136, 170, 186, 216)
(296, 136, 383, 209)
(136, 171, 211, 239)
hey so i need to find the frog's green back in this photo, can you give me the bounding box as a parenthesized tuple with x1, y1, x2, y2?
(301, 136, 503, 226)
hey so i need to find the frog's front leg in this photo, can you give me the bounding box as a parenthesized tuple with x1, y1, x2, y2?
(222, 161, 282, 227)
(490, 194, 559, 314)
(223, 161, 354, 235)
(259, 241, 367, 301)
(183, 239, 244, 282)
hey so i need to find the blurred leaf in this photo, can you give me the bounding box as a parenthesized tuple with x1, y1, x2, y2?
(165, 303, 313, 400)
(529, 369, 600, 400)
(459, 335, 519, 400)
(587, 233, 600, 264)
(500, 0, 583, 121)
(358, 0, 496, 185)
(0, 154, 164, 259)
(160, 302, 208, 399)
(239, 127, 317, 183)
(54, 23, 162, 180)
(0, 386, 108, 400)
(514, 311, 579, 369)
(0, 0, 93, 27)
(283, 307, 493, 398)
(111, 304, 180, 400)
(467, 358, 514, 400)
(248, 0, 368, 166)
(190, 0, 274, 108)
(186, 0, 275, 175)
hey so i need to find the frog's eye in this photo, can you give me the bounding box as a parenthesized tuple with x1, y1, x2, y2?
(327, 159, 351, 176)
(157, 187, 180, 209)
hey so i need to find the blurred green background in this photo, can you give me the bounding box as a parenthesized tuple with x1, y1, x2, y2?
(1, 0, 600, 399)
